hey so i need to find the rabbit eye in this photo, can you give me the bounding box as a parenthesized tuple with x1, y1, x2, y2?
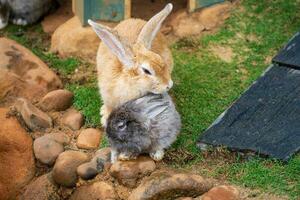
(117, 122, 126, 130)
(142, 68, 152, 75)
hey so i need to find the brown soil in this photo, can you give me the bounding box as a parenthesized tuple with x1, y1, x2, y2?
(211, 45, 234, 63)
(132, 0, 187, 20)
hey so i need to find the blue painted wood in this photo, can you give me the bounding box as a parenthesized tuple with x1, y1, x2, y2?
(80, 0, 125, 25)
(195, 0, 225, 10)
(75, 0, 125, 25)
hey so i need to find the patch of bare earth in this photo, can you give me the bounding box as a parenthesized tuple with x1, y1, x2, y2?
(211, 45, 234, 63)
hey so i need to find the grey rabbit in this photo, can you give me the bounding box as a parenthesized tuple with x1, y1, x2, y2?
(0, 0, 57, 29)
(106, 93, 181, 163)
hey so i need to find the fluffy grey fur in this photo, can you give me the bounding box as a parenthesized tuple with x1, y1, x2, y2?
(0, 0, 56, 29)
(106, 93, 181, 162)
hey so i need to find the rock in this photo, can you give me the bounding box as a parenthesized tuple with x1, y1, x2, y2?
(14, 98, 52, 131)
(200, 185, 239, 200)
(195, 2, 232, 31)
(69, 181, 118, 200)
(95, 147, 111, 163)
(21, 173, 60, 200)
(38, 89, 74, 111)
(0, 69, 46, 104)
(34, 136, 64, 165)
(77, 159, 104, 180)
(0, 108, 35, 200)
(76, 128, 102, 149)
(0, 37, 62, 91)
(42, 0, 74, 34)
(110, 156, 156, 188)
(170, 11, 205, 38)
(129, 170, 213, 200)
(52, 150, 89, 187)
(33, 133, 70, 165)
(62, 109, 84, 130)
(47, 132, 71, 145)
(77, 147, 111, 180)
(167, 2, 232, 38)
(50, 17, 100, 63)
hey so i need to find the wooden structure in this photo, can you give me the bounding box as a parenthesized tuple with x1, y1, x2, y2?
(73, 0, 224, 26)
(188, 0, 225, 12)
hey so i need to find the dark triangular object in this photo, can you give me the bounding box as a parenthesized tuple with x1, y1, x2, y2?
(273, 32, 300, 69)
(198, 64, 300, 161)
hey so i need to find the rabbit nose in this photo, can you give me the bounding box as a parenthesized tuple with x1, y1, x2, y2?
(166, 80, 173, 90)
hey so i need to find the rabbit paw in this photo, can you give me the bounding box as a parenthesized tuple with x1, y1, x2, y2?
(150, 150, 164, 161)
(12, 18, 28, 26)
(118, 153, 137, 161)
(111, 149, 118, 163)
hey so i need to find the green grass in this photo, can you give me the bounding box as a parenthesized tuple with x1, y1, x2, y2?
(1, 0, 299, 198)
(67, 83, 102, 127)
(170, 0, 300, 198)
(227, 157, 300, 198)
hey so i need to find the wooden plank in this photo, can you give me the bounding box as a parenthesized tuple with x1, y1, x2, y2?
(124, 0, 131, 19)
(198, 64, 300, 161)
(72, 0, 75, 13)
(74, 0, 84, 25)
(188, 0, 196, 12)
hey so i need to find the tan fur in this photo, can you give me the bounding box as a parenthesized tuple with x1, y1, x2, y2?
(96, 18, 173, 126)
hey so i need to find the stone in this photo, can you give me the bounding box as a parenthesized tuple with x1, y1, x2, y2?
(200, 185, 240, 200)
(38, 89, 74, 111)
(110, 156, 156, 188)
(33, 132, 70, 165)
(167, 2, 232, 38)
(69, 181, 118, 200)
(14, 98, 52, 131)
(0, 108, 35, 200)
(170, 11, 205, 38)
(129, 170, 213, 200)
(21, 173, 60, 200)
(0, 69, 46, 104)
(50, 17, 100, 63)
(52, 150, 89, 187)
(95, 147, 111, 163)
(42, 0, 74, 34)
(62, 109, 84, 130)
(196, 2, 232, 31)
(76, 128, 102, 149)
(34, 136, 64, 165)
(77, 160, 104, 180)
(0, 37, 62, 91)
(47, 132, 71, 145)
(76, 147, 111, 180)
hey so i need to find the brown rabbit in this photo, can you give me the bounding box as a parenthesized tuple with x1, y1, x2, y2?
(88, 4, 174, 126)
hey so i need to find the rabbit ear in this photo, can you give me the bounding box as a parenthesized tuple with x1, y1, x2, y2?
(136, 3, 173, 49)
(146, 103, 169, 119)
(88, 20, 134, 68)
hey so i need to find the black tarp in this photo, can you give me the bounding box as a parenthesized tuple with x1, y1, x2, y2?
(198, 64, 300, 161)
(273, 32, 300, 69)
